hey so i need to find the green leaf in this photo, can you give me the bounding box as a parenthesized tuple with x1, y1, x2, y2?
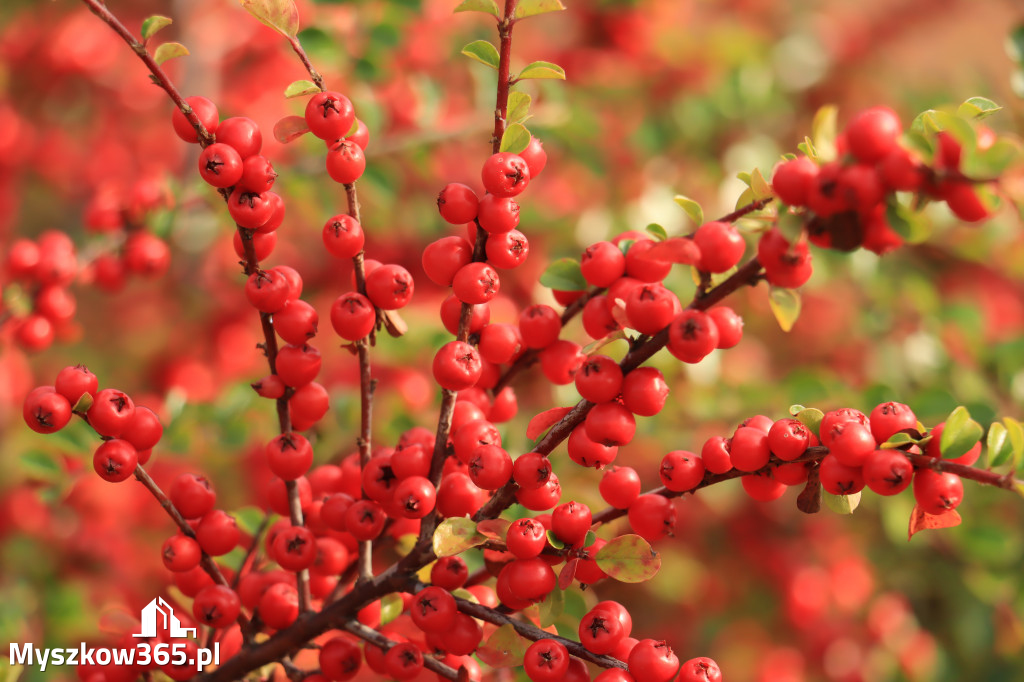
(20, 450, 61, 481)
(476, 624, 528, 668)
(538, 585, 564, 627)
(673, 195, 704, 226)
(811, 104, 838, 162)
(461, 40, 500, 70)
(72, 392, 94, 413)
(939, 406, 983, 460)
(499, 123, 531, 154)
(881, 432, 918, 449)
(734, 187, 755, 212)
(153, 42, 189, 65)
(380, 592, 404, 625)
(963, 138, 1020, 178)
(777, 209, 804, 245)
(824, 491, 861, 515)
(750, 168, 772, 200)
(514, 0, 567, 19)
(517, 61, 566, 81)
(794, 407, 824, 437)
(432, 517, 486, 557)
(595, 534, 661, 583)
(233, 506, 266, 535)
(768, 287, 801, 332)
(273, 115, 310, 144)
(1008, 25, 1024, 63)
(239, 0, 300, 38)
(885, 197, 931, 244)
(141, 15, 173, 41)
(987, 422, 1013, 468)
(1003, 417, 1024, 470)
(453, 0, 501, 18)
(797, 136, 818, 162)
(788, 404, 806, 416)
(540, 258, 587, 291)
(957, 96, 1002, 120)
(506, 92, 532, 124)
(284, 79, 319, 99)
(545, 529, 565, 550)
(582, 530, 597, 547)
(645, 223, 668, 241)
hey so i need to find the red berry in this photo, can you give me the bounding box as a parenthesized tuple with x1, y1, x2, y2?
(476, 194, 520, 233)
(767, 418, 810, 461)
(518, 136, 548, 178)
(819, 454, 865, 495)
(758, 229, 813, 289)
(87, 388, 135, 437)
(331, 292, 377, 341)
(481, 153, 531, 198)
(551, 500, 591, 546)
(581, 240, 626, 287)
(93, 439, 137, 482)
(365, 263, 415, 310)
(512, 452, 551, 491)
(771, 156, 818, 206)
(433, 341, 483, 390)
(305, 91, 355, 141)
(863, 449, 914, 495)
(193, 584, 241, 629)
(621, 366, 668, 416)
(628, 494, 676, 543)
(506, 517, 547, 559)
(422, 235, 473, 286)
(846, 106, 902, 163)
(437, 183, 479, 224)
(170, 474, 216, 519)
(575, 354, 624, 404)
(660, 450, 705, 492)
(677, 656, 723, 682)
(452, 262, 500, 304)
(600, 466, 641, 508)
(523, 639, 569, 681)
(23, 386, 72, 434)
(628, 639, 680, 682)
(161, 535, 202, 572)
(585, 401, 636, 447)
(172, 96, 219, 143)
(217, 116, 262, 158)
(322, 214, 365, 259)
(667, 309, 719, 363)
(694, 221, 745, 273)
(326, 140, 366, 184)
(485, 228, 530, 269)
(198, 143, 243, 188)
(196, 509, 240, 556)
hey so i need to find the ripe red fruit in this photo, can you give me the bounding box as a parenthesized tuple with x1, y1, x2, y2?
(410, 585, 457, 631)
(437, 183, 480, 224)
(468, 444, 513, 490)
(707, 306, 743, 349)
(452, 262, 500, 304)
(660, 450, 705, 492)
(582, 294, 621, 340)
(345, 499, 386, 540)
(322, 214, 365, 259)
(422, 235, 473, 286)
(326, 140, 366, 184)
(384, 641, 424, 681)
(701, 436, 732, 474)
(305, 91, 355, 141)
(551, 500, 592, 546)
(846, 106, 902, 163)
(515, 472, 562, 511)
(273, 300, 319, 345)
(758, 229, 813, 288)
(431, 556, 469, 590)
(913, 469, 964, 514)
(621, 366, 668, 416)
(433, 341, 483, 390)
(667, 309, 719, 363)
(539, 339, 584, 385)
(229, 188, 276, 229)
(172, 95, 219, 143)
(272, 526, 317, 570)
(824, 421, 876, 467)
(519, 136, 548, 177)
(581, 240, 626, 287)
(512, 451, 551, 490)
(393, 475, 437, 519)
(677, 656, 723, 682)
(245, 269, 290, 314)
(266, 433, 314, 480)
(23, 386, 72, 434)
(87, 388, 135, 437)
(730, 426, 770, 471)
(519, 304, 562, 349)
(694, 221, 745, 273)
(869, 401, 917, 444)
(365, 263, 415, 310)
(440, 294, 490, 335)
(579, 606, 626, 655)
(479, 323, 523, 364)
(217, 116, 262, 158)
(628, 639, 680, 682)
(196, 510, 240, 556)
(506, 517, 547, 559)
(863, 449, 914, 495)
(121, 405, 163, 451)
(481, 153, 531, 197)
(477, 194, 521, 233)
(441, 613, 483, 656)
(331, 292, 377, 341)
(485, 228, 530, 269)
(628, 494, 676, 542)
(198, 143, 243, 188)
(624, 239, 672, 282)
(170, 474, 216, 519)
(523, 639, 569, 681)
(600, 466, 642, 508)
(771, 156, 818, 206)
(625, 283, 679, 335)
(54, 365, 98, 404)
(767, 418, 810, 461)
(193, 584, 241, 629)
(161, 535, 201, 573)
(585, 401, 636, 447)
(819, 454, 865, 495)
(575, 354, 624, 404)
(318, 636, 361, 680)
(568, 425, 618, 468)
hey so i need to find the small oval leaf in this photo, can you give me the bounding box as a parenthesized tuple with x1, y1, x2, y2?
(768, 287, 801, 332)
(141, 15, 173, 41)
(673, 195, 704, 226)
(273, 115, 311, 144)
(539, 585, 564, 627)
(1004, 417, 1024, 471)
(284, 79, 319, 99)
(153, 42, 189, 66)
(595, 534, 661, 583)
(939, 406, 983, 460)
(461, 40, 500, 70)
(507, 92, 532, 125)
(645, 223, 668, 241)
(957, 96, 1002, 120)
(527, 406, 572, 441)
(514, 0, 567, 19)
(433, 517, 486, 557)
(517, 60, 566, 80)
(454, 0, 501, 18)
(499, 123, 531, 154)
(239, 0, 300, 38)
(794, 407, 824, 437)
(539, 258, 586, 291)
(823, 491, 861, 515)
(986, 422, 1012, 467)
(476, 624, 528, 668)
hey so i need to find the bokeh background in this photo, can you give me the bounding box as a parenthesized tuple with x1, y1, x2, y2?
(2, 0, 1024, 680)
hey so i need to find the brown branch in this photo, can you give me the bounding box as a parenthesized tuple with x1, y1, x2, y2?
(287, 35, 325, 92)
(491, 0, 520, 153)
(79, 0, 215, 147)
(341, 620, 461, 681)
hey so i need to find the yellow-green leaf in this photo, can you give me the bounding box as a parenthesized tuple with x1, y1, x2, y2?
(517, 60, 566, 80)
(538, 584, 564, 627)
(539, 258, 586, 291)
(499, 123, 531, 154)
(514, 0, 567, 19)
(153, 42, 189, 66)
(957, 96, 1002, 121)
(476, 624, 528, 668)
(380, 592, 404, 625)
(507, 92, 532, 124)
(1004, 417, 1024, 470)
(595, 534, 661, 583)
(824, 491, 861, 515)
(939, 406, 983, 460)
(284, 79, 319, 99)
(811, 104, 838, 162)
(239, 0, 299, 38)
(673, 195, 703, 226)
(793, 407, 824, 437)
(986, 422, 1012, 468)
(768, 286, 801, 332)
(750, 168, 772, 200)
(141, 15, 173, 41)
(433, 517, 486, 557)
(454, 0, 501, 18)
(461, 40, 500, 70)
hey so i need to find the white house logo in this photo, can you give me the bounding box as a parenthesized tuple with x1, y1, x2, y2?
(133, 597, 197, 639)
(8, 596, 218, 672)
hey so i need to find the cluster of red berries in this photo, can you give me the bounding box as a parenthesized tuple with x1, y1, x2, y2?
(82, 177, 173, 292)
(3, 231, 80, 352)
(772, 106, 992, 258)
(22, 365, 163, 480)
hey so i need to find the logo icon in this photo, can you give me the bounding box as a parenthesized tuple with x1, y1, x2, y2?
(133, 597, 197, 639)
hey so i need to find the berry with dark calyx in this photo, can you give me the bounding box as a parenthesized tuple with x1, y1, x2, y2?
(437, 183, 480, 224)
(677, 656, 723, 682)
(319, 635, 362, 681)
(512, 451, 551, 490)
(568, 424, 619, 468)
(821, 407, 869, 435)
(93, 439, 138, 482)
(767, 418, 810, 461)
(344, 499, 387, 540)
(913, 469, 964, 514)
(628, 639, 680, 682)
(431, 556, 468, 590)
(468, 444, 513, 490)
(394, 475, 436, 519)
(819, 454, 865, 495)
(198, 143, 243, 188)
(171, 95, 219, 143)
(758, 229, 813, 288)
(330, 292, 377, 341)
(585, 401, 636, 447)
(824, 420, 876, 468)
(228, 188, 275, 229)
(579, 606, 625, 655)
(485, 228, 530, 269)
(266, 432, 314, 480)
(410, 585, 457, 631)
(552, 500, 592, 546)
(600, 466, 641, 508)
(217, 116, 262, 159)
(161, 535, 201, 572)
(322, 214, 365, 259)
(701, 435, 732, 474)
(170, 474, 216, 519)
(23, 386, 72, 434)
(660, 450, 705, 492)
(582, 294, 621, 340)
(482, 153, 531, 198)
(452, 418, 501, 464)
(667, 309, 719, 363)
(863, 449, 914, 495)
(385, 641, 424, 681)
(622, 366, 669, 416)
(625, 283, 679, 335)
(433, 341, 483, 391)
(422, 235, 473, 286)
(87, 388, 135, 437)
(365, 263, 415, 310)
(516, 473, 562, 511)
(326, 140, 366, 184)
(476, 194, 520, 234)
(452, 262, 500, 304)
(506, 517, 547, 559)
(192, 584, 241, 629)
(273, 299, 319, 345)
(628, 494, 676, 542)
(245, 269, 290, 314)
(869, 401, 917, 444)
(523, 638, 569, 681)
(239, 155, 277, 193)
(575, 354, 624, 404)
(304, 91, 355, 141)
(271, 525, 317, 570)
